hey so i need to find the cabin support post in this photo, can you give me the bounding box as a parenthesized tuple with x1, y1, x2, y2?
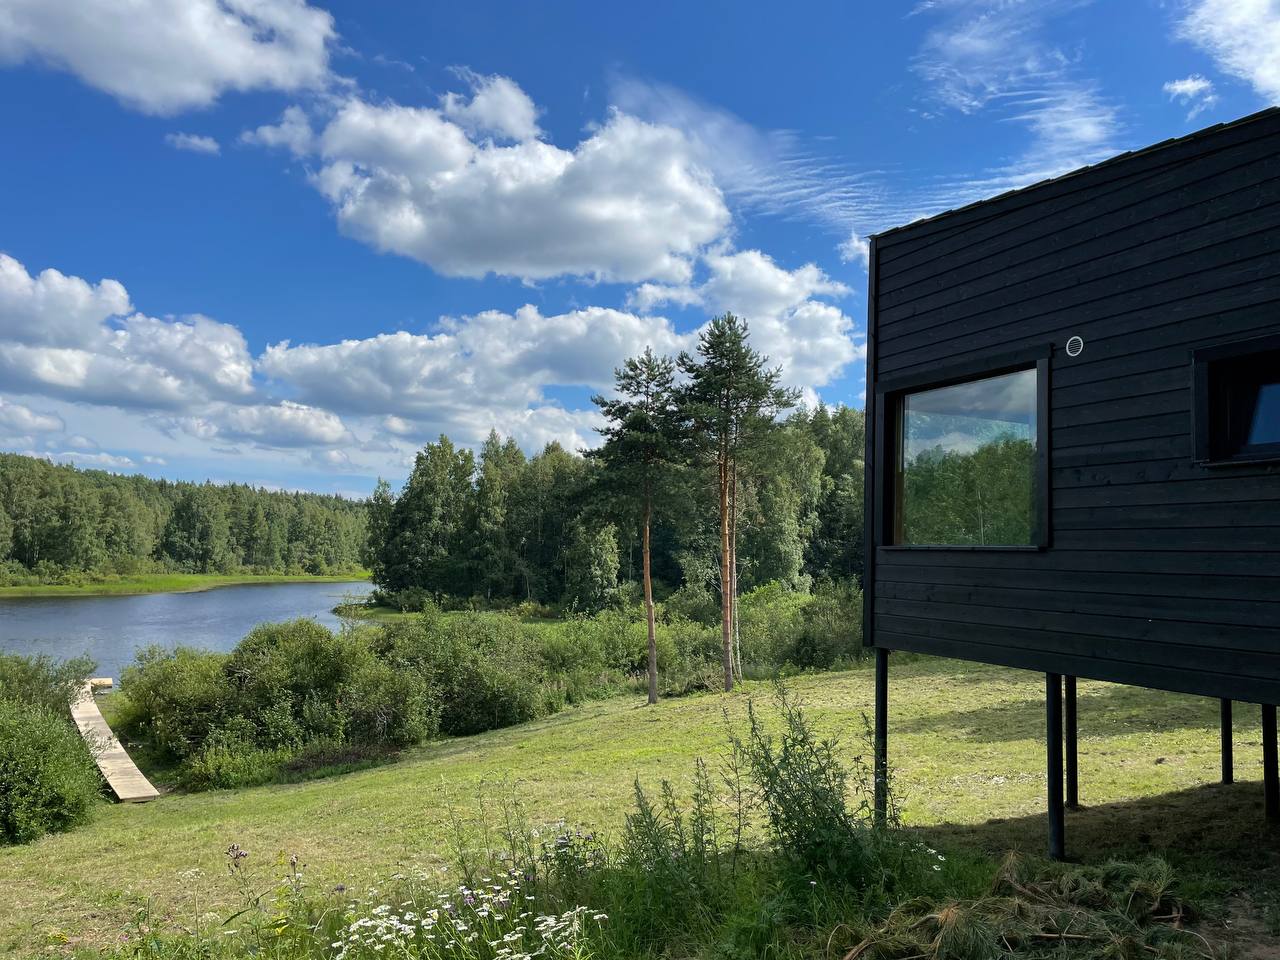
(1064, 676, 1079, 809)
(1046, 673, 1065, 860)
(874, 647, 889, 826)
(1264, 704, 1279, 824)
(1220, 700, 1233, 785)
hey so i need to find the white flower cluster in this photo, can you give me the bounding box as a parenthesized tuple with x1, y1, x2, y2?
(329, 872, 605, 959)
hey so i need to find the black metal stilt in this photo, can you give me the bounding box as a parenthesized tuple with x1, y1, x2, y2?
(1220, 699, 1233, 785)
(874, 647, 889, 826)
(1264, 704, 1279, 824)
(1064, 676, 1079, 809)
(1046, 673, 1065, 860)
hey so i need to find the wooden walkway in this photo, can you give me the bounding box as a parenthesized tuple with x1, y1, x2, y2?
(71, 679, 159, 803)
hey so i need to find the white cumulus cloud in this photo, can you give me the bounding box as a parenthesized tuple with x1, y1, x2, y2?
(0, 0, 336, 114)
(440, 69, 542, 141)
(0, 253, 131, 346)
(240, 105, 314, 156)
(627, 249, 860, 390)
(0, 254, 253, 411)
(173, 401, 352, 448)
(1179, 0, 1280, 103)
(246, 77, 730, 283)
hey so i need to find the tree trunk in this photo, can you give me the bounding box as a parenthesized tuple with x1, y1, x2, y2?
(719, 455, 733, 692)
(643, 496, 658, 706)
(729, 461, 741, 683)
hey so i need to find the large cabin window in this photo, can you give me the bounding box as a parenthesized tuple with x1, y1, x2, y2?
(893, 366, 1042, 546)
(1195, 337, 1280, 465)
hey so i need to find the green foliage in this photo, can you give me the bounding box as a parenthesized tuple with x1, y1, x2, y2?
(0, 697, 101, 844)
(731, 687, 886, 887)
(805, 403, 867, 582)
(794, 579, 865, 668)
(385, 614, 553, 736)
(178, 726, 293, 791)
(0, 651, 96, 713)
(358, 341, 865, 629)
(901, 436, 1036, 546)
(380, 436, 476, 596)
(119, 621, 440, 788)
(0, 452, 365, 583)
(736, 580, 864, 670)
(562, 521, 619, 613)
(117, 647, 233, 759)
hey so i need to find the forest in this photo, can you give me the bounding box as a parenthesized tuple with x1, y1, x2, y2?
(365, 315, 868, 696)
(0, 453, 366, 583)
(365, 407, 865, 609)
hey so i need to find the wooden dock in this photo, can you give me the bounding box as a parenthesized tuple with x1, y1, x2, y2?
(71, 679, 159, 803)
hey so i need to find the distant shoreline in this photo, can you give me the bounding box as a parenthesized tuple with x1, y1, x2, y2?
(0, 572, 370, 600)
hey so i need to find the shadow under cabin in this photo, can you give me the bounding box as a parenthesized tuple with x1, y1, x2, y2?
(862, 106, 1280, 859)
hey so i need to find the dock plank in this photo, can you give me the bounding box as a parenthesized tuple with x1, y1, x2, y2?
(71, 679, 158, 803)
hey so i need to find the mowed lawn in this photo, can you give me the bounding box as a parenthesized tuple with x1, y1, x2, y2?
(4, 655, 1279, 955)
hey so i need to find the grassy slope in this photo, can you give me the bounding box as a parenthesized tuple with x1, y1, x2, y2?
(2, 656, 1278, 954)
(0, 572, 369, 599)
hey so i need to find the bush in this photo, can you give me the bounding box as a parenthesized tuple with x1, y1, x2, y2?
(120, 621, 440, 788)
(738, 581, 810, 667)
(0, 652, 95, 713)
(794, 579, 864, 668)
(0, 697, 101, 844)
(178, 722, 292, 791)
(117, 647, 232, 759)
(387, 614, 553, 736)
(661, 583, 719, 624)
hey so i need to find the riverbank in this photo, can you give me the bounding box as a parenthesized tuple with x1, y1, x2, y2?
(0, 572, 369, 599)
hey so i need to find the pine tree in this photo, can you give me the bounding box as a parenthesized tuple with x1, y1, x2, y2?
(589, 347, 682, 704)
(678, 314, 798, 692)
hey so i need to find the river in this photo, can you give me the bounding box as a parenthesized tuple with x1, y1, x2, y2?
(0, 580, 374, 679)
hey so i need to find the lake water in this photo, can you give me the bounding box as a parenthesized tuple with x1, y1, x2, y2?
(0, 580, 374, 679)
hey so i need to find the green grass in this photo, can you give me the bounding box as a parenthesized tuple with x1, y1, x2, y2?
(2, 656, 1278, 955)
(0, 571, 369, 599)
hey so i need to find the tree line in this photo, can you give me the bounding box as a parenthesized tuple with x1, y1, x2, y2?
(365, 315, 867, 698)
(0, 453, 366, 580)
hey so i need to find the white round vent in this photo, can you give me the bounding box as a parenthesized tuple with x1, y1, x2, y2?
(1065, 335, 1085, 358)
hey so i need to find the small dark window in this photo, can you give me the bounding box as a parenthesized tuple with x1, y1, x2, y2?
(892, 366, 1042, 546)
(1194, 338, 1280, 464)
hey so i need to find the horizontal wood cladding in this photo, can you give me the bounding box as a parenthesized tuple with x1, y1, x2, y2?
(876, 112, 1280, 270)
(867, 108, 1280, 703)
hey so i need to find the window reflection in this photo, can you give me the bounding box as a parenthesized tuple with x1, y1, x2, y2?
(895, 367, 1038, 546)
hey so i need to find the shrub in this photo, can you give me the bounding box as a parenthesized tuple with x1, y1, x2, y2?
(178, 722, 291, 791)
(116, 646, 232, 759)
(794, 580, 865, 668)
(120, 621, 441, 789)
(738, 581, 810, 667)
(655, 616, 721, 696)
(0, 652, 95, 713)
(661, 582, 719, 624)
(432, 614, 553, 735)
(0, 697, 101, 844)
(730, 686, 882, 886)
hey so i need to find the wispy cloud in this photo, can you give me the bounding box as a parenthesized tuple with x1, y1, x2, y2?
(165, 132, 221, 155)
(609, 76, 891, 264)
(904, 0, 1121, 219)
(1163, 73, 1218, 119)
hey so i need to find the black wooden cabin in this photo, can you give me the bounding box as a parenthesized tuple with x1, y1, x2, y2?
(863, 107, 1280, 858)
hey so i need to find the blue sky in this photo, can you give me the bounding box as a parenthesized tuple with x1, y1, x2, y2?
(1, 0, 1277, 496)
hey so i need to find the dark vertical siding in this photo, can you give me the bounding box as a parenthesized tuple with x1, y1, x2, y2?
(867, 108, 1280, 704)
